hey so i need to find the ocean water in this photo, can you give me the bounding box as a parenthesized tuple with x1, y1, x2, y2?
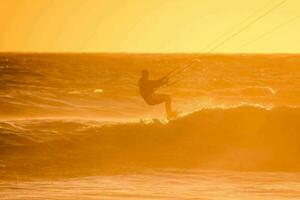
(0, 53, 300, 199)
(1, 170, 300, 200)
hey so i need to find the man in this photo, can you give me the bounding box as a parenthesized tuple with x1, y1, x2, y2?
(138, 69, 177, 120)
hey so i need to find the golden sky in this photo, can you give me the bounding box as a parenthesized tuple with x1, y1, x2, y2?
(0, 0, 299, 53)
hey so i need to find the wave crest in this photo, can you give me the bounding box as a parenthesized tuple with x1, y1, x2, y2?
(1, 105, 300, 177)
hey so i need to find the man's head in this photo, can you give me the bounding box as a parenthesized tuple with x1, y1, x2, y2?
(141, 69, 149, 79)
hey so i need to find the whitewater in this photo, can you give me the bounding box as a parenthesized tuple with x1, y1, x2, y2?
(0, 53, 300, 199)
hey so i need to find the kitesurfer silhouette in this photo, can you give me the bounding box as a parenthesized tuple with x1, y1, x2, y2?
(139, 69, 177, 120)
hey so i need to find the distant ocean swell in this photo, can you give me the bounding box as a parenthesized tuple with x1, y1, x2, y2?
(0, 105, 299, 178)
(1, 53, 300, 121)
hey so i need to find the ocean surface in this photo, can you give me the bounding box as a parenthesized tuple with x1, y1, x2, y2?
(0, 53, 300, 199)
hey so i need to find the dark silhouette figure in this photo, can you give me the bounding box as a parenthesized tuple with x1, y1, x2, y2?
(139, 69, 177, 119)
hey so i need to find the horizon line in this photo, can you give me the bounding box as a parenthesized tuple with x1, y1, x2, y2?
(0, 51, 300, 55)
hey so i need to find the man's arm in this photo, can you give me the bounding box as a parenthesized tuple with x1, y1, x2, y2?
(152, 77, 168, 89)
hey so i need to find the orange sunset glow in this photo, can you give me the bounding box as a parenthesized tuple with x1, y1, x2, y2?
(0, 0, 300, 53)
(1, 0, 300, 200)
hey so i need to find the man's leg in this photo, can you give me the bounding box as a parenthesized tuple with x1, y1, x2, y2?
(148, 94, 176, 119)
(163, 95, 172, 116)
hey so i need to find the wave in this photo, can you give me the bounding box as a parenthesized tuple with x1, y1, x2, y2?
(1, 105, 300, 178)
(240, 86, 276, 96)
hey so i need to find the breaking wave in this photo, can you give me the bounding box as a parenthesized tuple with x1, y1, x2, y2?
(1, 105, 300, 178)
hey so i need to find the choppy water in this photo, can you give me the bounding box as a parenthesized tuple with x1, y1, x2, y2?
(1, 53, 299, 120)
(0, 53, 300, 199)
(1, 170, 300, 200)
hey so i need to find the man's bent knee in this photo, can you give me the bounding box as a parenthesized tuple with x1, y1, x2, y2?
(164, 95, 171, 103)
